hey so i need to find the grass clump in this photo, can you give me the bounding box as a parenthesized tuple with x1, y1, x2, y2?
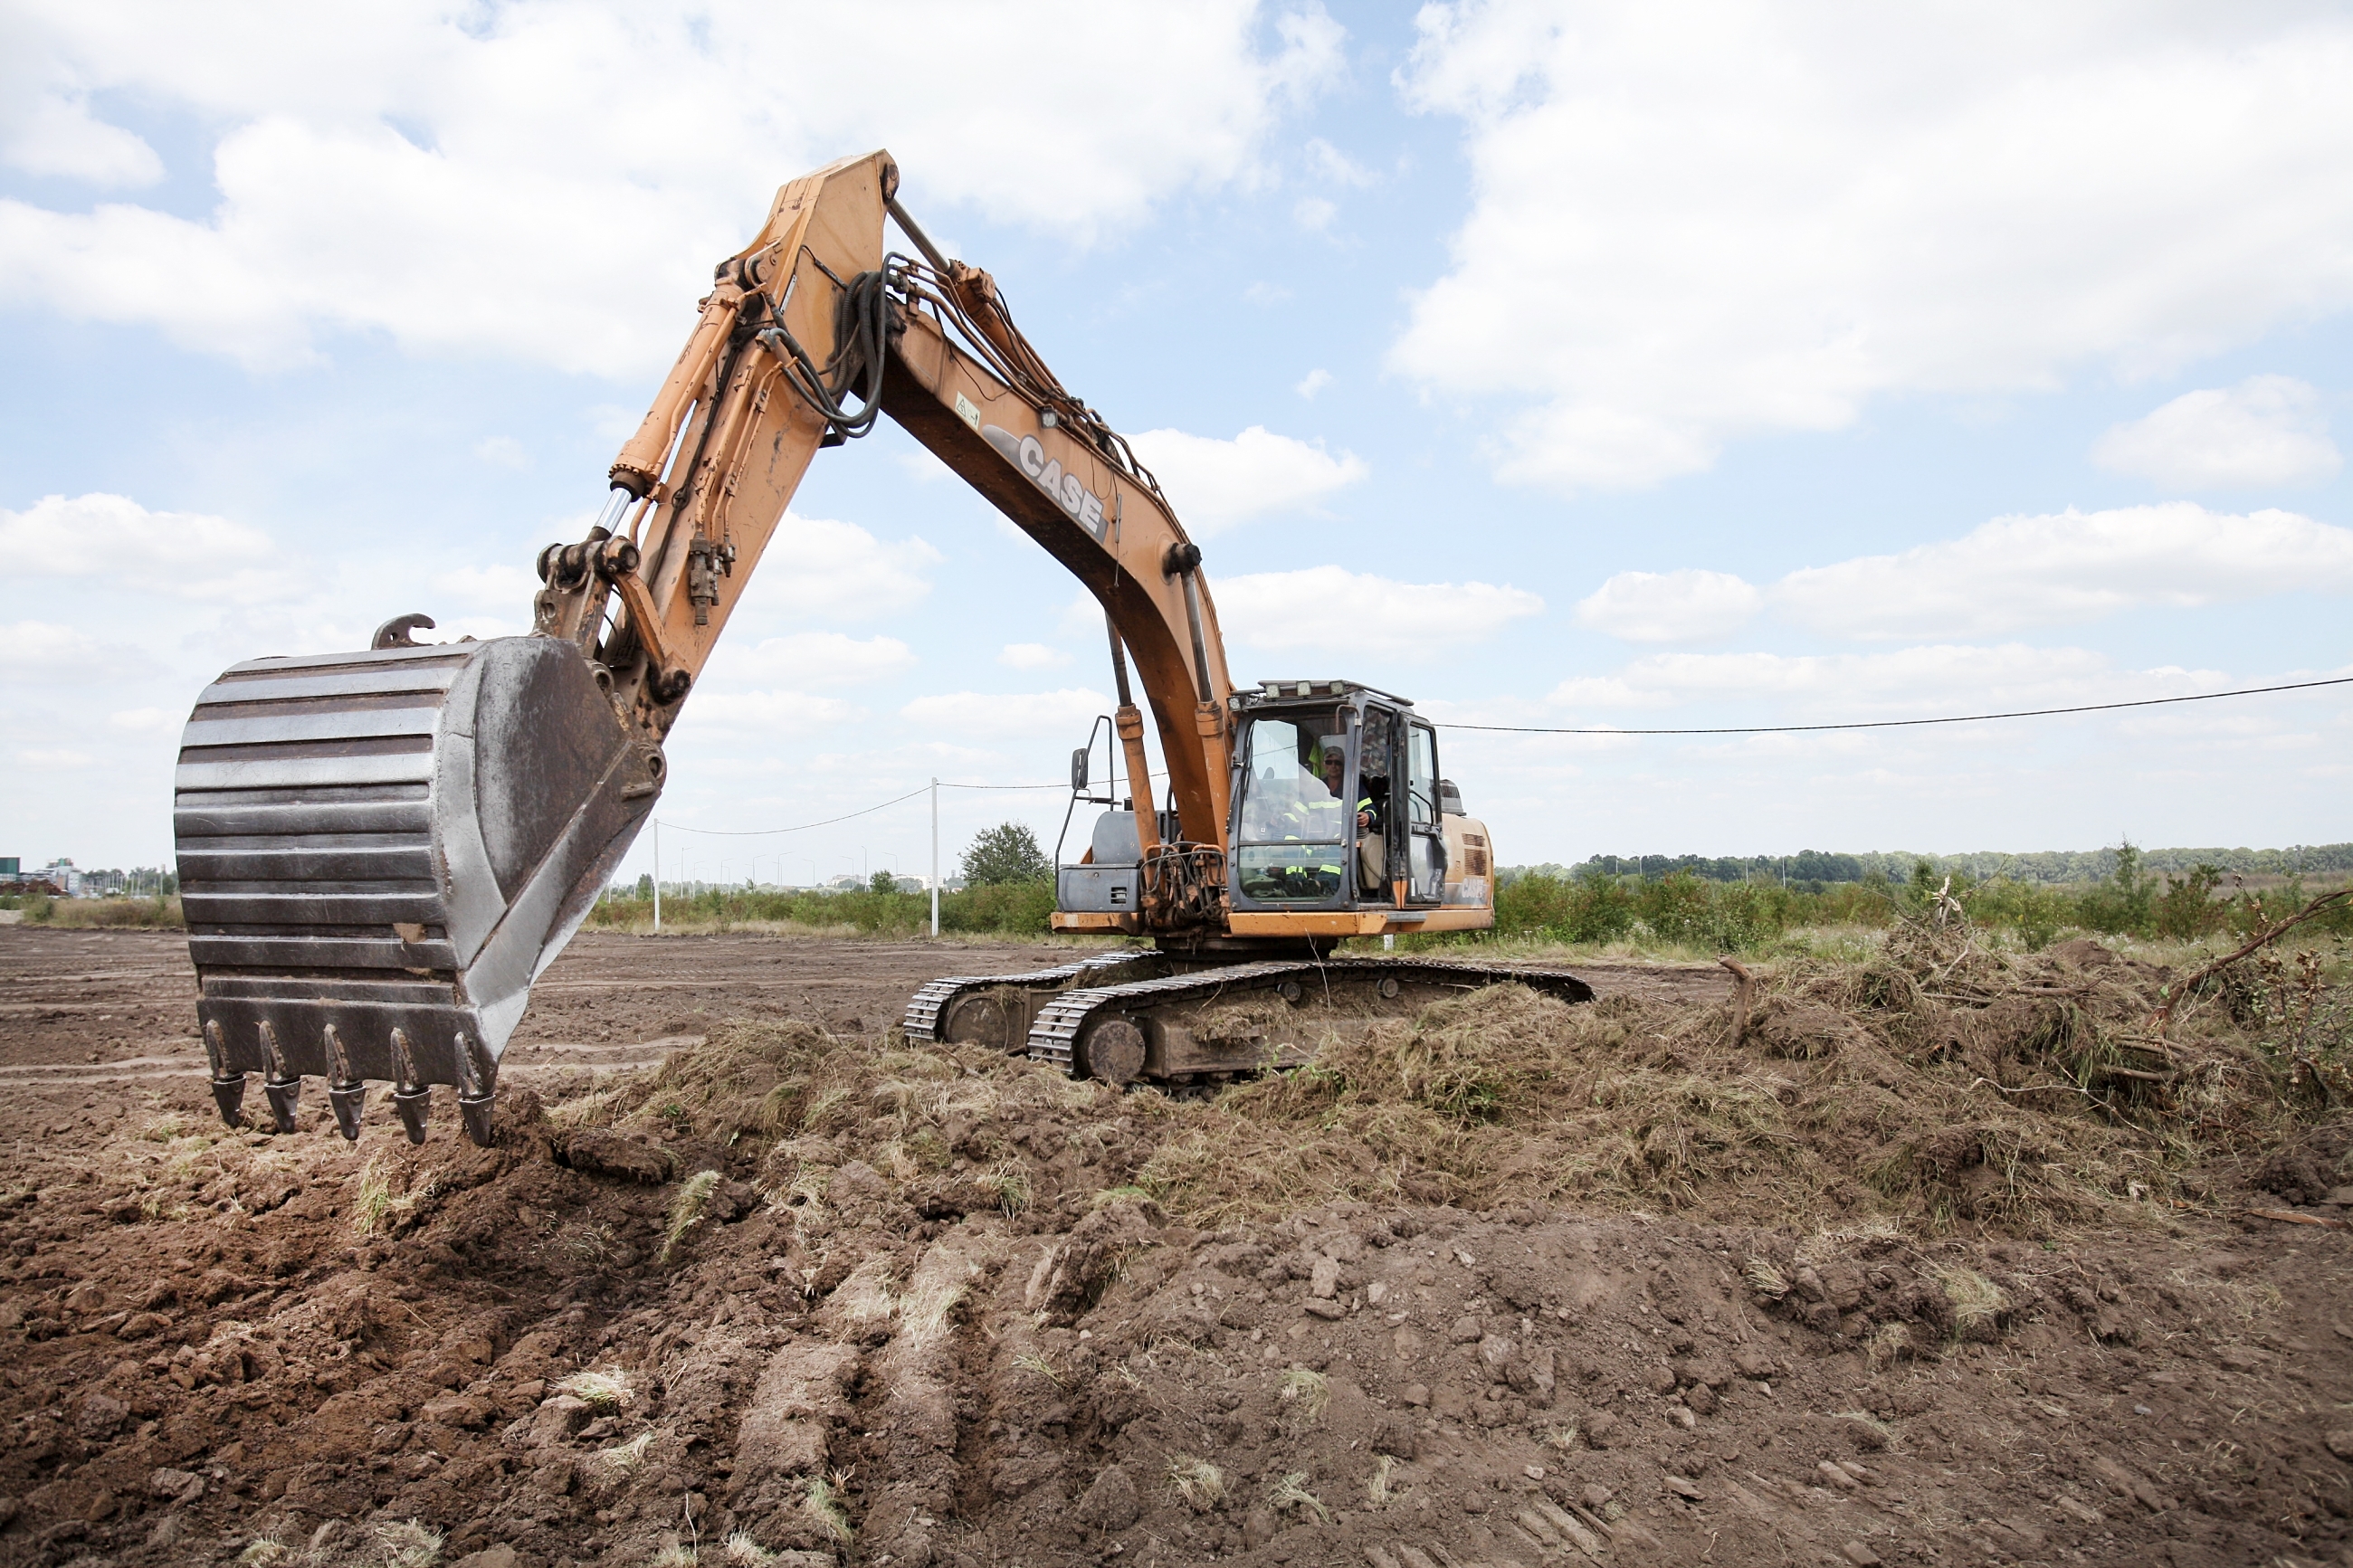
(1167, 1455, 1225, 1511)
(557, 1366, 635, 1412)
(660, 1169, 722, 1263)
(1931, 1262, 2009, 1339)
(1267, 1471, 1332, 1525)
(719, 1531, 773, 1565)
(802, 1474, 854, 1543)
(978, 1162, 1032, 1219)
(1367, 1454, 1400, 1507)
(595, 1430, 655, 1476)
(1278, 1365, 1331, 1422)
(373, 1518, 443, 1567)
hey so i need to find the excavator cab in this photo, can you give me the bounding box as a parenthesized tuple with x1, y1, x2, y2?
(1227, 679, 1447, 914)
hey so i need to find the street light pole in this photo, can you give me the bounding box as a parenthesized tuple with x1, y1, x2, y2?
(929, 777, 940, 937)
(652, 818, 662, 933)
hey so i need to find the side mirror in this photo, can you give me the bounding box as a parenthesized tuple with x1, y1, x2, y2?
(1438, 779, 1464, 816)
(1071, 747, 1090, 793)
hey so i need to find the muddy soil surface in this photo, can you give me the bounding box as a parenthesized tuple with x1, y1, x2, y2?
(1, 928, 2348, 1568)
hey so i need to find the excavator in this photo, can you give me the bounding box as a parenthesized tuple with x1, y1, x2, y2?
(172, 151, 1591, 1147)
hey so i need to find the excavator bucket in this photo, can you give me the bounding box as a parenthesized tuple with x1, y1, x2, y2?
(174, 635, 659, 1145)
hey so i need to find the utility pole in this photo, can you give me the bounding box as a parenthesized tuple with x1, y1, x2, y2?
(929, 777, 940, 937)
(652, 819, 662, 933)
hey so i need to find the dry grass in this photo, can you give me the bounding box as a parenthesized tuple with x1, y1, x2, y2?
(1267, 1471, 1332, 1524)
(373, 1518, 443, 1567)
(557, 1367, 635, 1412)
(660, 1170, 721, 1263)
(719, 1530, 773, 1565)
(554, 923, 2339, 1259)
(801, 1475, 854, 1543)
(594, 1430, 655, 1476)
(1167, 1455, 1225, 1511)
(1931, 1262, 2010, 1339)
(348, 1154, 430, 1239)
(1129, 924, 2318, 1234)
(1279, 1365, 1331, 1422)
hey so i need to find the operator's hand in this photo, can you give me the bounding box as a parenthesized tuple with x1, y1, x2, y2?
(1357, 811, 1370, 832)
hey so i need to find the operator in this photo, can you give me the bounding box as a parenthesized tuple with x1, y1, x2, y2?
(1319, 748, 1384, 894)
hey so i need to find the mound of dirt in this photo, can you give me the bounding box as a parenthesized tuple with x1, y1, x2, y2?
(1, 936, 2348, 1567)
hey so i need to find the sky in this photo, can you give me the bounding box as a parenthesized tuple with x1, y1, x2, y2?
(3, 0, 2349, 887)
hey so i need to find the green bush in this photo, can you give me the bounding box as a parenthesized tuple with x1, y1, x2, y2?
(589, 879, 1056, 936)
(1493, 873, 1636, 944)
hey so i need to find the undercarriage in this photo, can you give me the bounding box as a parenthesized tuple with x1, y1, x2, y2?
(901, 949, 1595, 1087)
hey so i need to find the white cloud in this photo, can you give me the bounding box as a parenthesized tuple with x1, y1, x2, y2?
(892, 448, 957, 486)
(900, 688, 1110, 736)
(1546, 644, 2224, 717)
(2092, 375, 2340, 490)
(1127, 425, 1367, 537)
(680, 689, 863, 736)
(1395, 5, 2353, 491)
(1575, 568, 1761, 643)
(107, 708, 175, 732)
(1294, 368, 1332, 399)
(998, 642, 1072, 671)
(0, 620, 111, 670)
(1773, 503, 2353, 640)
(432, 563, 539, 613)
(709, 632, 917, 689)
(472, 434, 530, 470)
(0, 90, 162, 186)
(0, 4, 1343, 374)
(1216, 565, 1543, 656)
(1057, 589, 1110, 641)
(1303, 137, 1377, 188)
(0, 492, 294, 603)
(1293, 196, 1338, 232)
(750, 513, 942, 622)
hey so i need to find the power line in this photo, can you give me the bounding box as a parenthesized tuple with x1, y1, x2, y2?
(655, 786, 928, 837)
(1437, 675, 2353, 736)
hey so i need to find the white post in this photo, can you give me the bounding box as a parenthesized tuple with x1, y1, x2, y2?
(652, 819, 662, 933)
(929, 777, 940, 937)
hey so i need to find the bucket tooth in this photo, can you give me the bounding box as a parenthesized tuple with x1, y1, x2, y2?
(458, 1088, 496, 1148)
(455, 1030, 495, 1148)
(211, 1072, 248, 1129)
(264, 1075, 304, 1135)
(329, 1080, 367, 1142)
(390, 1029, 432, 1145)
(392, 1086, 432, 1145)
(202, 1020, 246, 1128)
(173, 635, 657, 1146)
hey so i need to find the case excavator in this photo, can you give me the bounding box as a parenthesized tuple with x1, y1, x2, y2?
(173, 150, 1590, 1146)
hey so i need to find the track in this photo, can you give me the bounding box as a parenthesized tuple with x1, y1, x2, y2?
(1024, 955, 1597, 1079)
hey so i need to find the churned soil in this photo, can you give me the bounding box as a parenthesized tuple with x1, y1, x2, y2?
(1, 926, 2348, 1568)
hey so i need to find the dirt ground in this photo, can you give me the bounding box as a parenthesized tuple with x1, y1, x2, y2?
(2, 927, 2349, 1568)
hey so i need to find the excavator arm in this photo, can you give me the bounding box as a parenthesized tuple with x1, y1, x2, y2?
(174, 149, 1238, 1145)
(532, 151, 1233, 850)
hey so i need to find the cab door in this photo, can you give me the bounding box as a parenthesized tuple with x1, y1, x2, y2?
(1404, 720, 1446, 904)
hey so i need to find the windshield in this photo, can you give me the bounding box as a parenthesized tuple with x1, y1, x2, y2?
(1234, 711, 1348, 903)
(1236, 713, 1344, 844)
